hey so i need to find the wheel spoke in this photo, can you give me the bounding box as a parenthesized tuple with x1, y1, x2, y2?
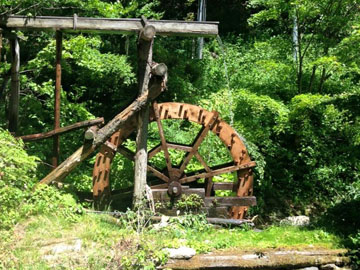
(194, 151, 213, 196)
(179, 161, 256, 184)
(153, 101, 174, 178)
(177, 111, 219, 179)
(167, 142, 192, 152)
(147, 164, 169, 182)
(104, 141, 169, 182)
(194, 152, 211, 172)
(148, 143, 161, 159)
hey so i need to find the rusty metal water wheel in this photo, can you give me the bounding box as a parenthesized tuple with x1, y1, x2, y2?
(92, 102, 256, 219)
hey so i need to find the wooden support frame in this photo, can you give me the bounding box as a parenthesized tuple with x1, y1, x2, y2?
(53, 30, 62, 168)
(39, 75, 166, 185)
(0, 15, 218, 37)
(18, 117, 104, 142)
(133, 16, 155, 207)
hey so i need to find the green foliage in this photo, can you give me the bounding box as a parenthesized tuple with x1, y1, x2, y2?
(0, 129, 81, 229)
(0, 128, 38, 188)
(118, 238, 168, 270)
(174, 194, 204, 212)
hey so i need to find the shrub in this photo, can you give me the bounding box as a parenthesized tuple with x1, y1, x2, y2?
(0, 129, 81, 229)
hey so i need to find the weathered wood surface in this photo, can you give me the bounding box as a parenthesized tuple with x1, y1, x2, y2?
(0, 15, 218, 37)
(18, 118, 104, 142)
(151, 63, 168, 76)
(163, 249, 349, 270)
(52, 31, 62, 168)
(8, 35, 20, 134)
(133, 16, 154, 207)
(204, 196, 256, 207)
(84, 125, 99, 140)
(213, 182, 235, 191)
(151, 216, 253, 226)
(91, 102, 256, 219)
(153, 101, 174, 179)
(40, 76, 166, 185)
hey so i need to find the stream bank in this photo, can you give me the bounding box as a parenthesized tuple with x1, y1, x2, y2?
(163, 248, 350, 270)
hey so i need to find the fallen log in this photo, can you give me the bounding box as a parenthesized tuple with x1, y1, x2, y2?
(18, 117, 104, 142)
(39, 75, 167, 185)
(150, 216, 254, 227)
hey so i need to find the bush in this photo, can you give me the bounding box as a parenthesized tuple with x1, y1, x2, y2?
(0, 129, 81, 229)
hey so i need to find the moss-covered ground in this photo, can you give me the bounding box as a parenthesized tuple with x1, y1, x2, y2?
(0, 212, 344, 270)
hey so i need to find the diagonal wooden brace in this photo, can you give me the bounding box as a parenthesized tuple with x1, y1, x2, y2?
(39, 75, 166, 185)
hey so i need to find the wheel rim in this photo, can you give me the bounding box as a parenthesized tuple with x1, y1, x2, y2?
(92, 102, 255, 219)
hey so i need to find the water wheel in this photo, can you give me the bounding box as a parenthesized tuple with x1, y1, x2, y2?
(92, 102, 256, 219)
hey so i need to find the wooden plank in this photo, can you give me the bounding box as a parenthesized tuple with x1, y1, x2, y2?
(204, 196, 256, 207)
(1, 15, 219, 37)
(18, 118, 104, 142)
(213, 182, 235, 191)
(8, 35, 20, 135)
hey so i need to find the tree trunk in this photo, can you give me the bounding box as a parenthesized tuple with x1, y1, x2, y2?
(8, 36, 20, 135)
(308, 65, 317, 92)
(319, 67, 326, 93)
(0, 28, 3, 63)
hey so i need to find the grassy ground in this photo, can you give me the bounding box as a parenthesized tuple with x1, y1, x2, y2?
(0, 212, 343, 270)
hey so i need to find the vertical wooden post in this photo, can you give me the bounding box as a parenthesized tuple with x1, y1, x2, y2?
(52, 31, 62, 169)
(8, 35, 20, 135)
(133, 17, 156, 207)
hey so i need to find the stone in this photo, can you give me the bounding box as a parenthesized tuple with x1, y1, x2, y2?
(50, 239, 82, 254)
(153, 215, 170, 230)
(297, 267, 319, 270)
(163, 246, 196, 259)
(321, 264, 340, 270)
(320, 264, 336, 270)
(280, 215, 310, 226)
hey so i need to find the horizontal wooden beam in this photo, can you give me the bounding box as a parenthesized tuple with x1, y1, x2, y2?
(213, 182, 235, 191)
(18, 117, 104, 142)
(204, 196, 257, 207)
(0, 15, 218, 37)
